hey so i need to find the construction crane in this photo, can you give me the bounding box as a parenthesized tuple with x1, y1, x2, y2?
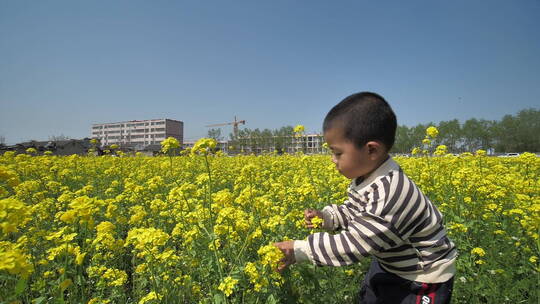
(205, 116, 246, 138)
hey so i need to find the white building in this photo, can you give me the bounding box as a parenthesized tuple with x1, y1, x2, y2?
(91, 119, 183, 149)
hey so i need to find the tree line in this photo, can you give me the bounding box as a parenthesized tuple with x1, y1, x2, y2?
(206, 108, 539, 154)
(231, 126, 296, 154)
(393, 108, 539, 154)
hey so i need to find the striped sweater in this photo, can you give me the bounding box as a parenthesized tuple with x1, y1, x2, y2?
(294, 157, 457, 283)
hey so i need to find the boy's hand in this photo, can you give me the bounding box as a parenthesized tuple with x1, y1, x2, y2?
(304, 208, 324, 228)
(273, 240, 295, 272)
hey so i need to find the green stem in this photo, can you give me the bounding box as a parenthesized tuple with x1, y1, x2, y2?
(202, 154, 225, 284)
(144, 245, 162, 302)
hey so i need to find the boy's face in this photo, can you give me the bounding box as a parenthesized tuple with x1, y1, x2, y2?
(324, 127, 385, 180)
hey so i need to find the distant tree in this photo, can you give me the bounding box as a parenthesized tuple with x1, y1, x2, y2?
(411, 123, 429, 149)
(273, 126, 294, 154)
(437, 119, 461, 152)
(494, 108, 539, 152)
(394, 108, 538, 154)
(226, 108, 539, 155)
(207, 128, 222, 141)
(514, 108, 540, 152)
(392, 125, 414, 153)
(261, 128, 273, 152)
(230, 125, 294, 154)
(461, 119, 495, 152)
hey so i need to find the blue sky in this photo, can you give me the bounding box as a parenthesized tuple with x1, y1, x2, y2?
(1, 1, 539, 144)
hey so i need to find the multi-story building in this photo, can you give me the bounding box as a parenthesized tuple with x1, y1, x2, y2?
(91, 119, 183, 149)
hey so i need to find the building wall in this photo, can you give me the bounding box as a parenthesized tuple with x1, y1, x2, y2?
(91, 119, 183, 148)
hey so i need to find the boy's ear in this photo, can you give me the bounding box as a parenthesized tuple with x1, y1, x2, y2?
(365, 141, 385, 157)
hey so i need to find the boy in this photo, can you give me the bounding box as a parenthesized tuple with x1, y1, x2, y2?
(274, 92, 456, 304)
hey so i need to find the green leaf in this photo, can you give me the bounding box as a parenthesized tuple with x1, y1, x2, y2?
(266, 294, 278, 304)
(213, 293, 226, 304)
(15, 278, 27, 296)
(33, 297, 46, 304)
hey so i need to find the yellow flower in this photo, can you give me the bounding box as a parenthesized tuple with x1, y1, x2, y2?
(26, 147, 37, 154)
(487, 203, 498, 211)
(192, 284, 201, 295)
(160, 137, 180, 154)
(0, 241, 34, 278)
(96, 221, 116, 234)
(102, 268, 128, 287)
(244, 262, 267, 291)
(75, 252, 86, 265)
(125, 227, 169, 255)
(434, 145, 447, 156)
(476, 149, 486, 156)
(0, 198, 30, 234)
(447, 222, 468, 235)
(58, 196, 98, 225)
(426, 126, 439, 138)
(311, 216, 323, 229)
(138, 291, 158, 304)
(59, 210, 76, 223)
(87, 298, 111, 304)
(294, 124, 305, 133)
(110, 144, 119, 150)
(471, 247, 486, 257)
(191, 138, 217, 154)
(257, 244, 284, 268)
(218, 276, 238, 297)
(1, 130, 539, 301)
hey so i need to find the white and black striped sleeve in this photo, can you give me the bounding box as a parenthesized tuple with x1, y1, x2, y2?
(306, 211, 404, 266)
(321, 202, 357, 231)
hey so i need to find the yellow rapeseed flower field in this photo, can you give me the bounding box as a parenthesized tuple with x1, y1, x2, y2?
(0, 135, 538, 303)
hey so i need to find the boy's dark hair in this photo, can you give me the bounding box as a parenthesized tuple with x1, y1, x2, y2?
(323, 92, 397, 151)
